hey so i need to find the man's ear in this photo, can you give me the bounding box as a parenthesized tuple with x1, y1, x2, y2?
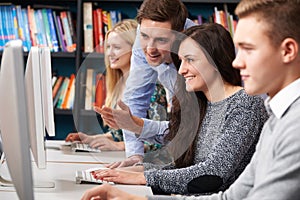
(281, 38, 298, 63)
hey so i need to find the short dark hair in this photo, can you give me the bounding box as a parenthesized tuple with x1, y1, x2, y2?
(235, 0, 300, 47)
(136, 0, 188, 32)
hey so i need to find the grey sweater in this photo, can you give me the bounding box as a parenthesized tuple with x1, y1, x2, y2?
(148, 83, 300, 200)
(144, 89, 268, 195)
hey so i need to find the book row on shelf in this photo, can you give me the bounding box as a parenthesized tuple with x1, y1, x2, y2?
(52, 70, 106, 111)
(0, 4, 76, 52)
(0, 2, 237, 54)
(195, 5, 237, 37)
(83, 2, 122, 53)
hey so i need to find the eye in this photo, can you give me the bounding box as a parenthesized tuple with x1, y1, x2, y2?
(140, 33, 149, 40)
(185, 58, 194, 63)
(156, 38, 169, 44)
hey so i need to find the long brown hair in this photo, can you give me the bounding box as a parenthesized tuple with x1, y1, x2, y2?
(167, 23, 241, 168)
(104, 19, 137, 108)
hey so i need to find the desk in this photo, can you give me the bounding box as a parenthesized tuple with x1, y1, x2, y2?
(0, 140, 153, 199)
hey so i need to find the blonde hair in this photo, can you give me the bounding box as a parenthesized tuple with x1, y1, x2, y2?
(104, 19, 138, 108)
(235, 0, 300, 47)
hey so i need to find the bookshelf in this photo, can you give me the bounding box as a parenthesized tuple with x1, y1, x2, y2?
(0, 0, 239, 140)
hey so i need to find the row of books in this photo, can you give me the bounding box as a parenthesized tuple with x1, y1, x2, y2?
(52, 74, 75, 110)
(0, 4, 76, 52)
(83, 2, 122, 53)
(84, 68, 106, 110)
(52, 70, 106, 111)
(194, 5, 237, 38)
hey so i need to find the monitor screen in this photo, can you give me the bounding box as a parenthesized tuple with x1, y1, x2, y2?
(0, 40, 34, 200)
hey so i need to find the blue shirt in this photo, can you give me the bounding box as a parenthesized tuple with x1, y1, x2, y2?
(122, 19, 195, 157)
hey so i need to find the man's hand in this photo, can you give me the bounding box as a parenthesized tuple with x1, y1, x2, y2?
(89, 138, 125, 151)
(81, 184, 147, 200)
(65, 132, 93, 143)
(94, 100, 144, 134)
(105, 155, 143, 169)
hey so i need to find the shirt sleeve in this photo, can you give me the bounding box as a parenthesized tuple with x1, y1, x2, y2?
(138, 119, 169, 144)
(122, 26, 158, 157)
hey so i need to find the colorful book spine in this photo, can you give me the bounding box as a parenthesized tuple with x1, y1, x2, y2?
(83, 2, 94, 52)
(61, 74, 75, 109)
(27, 6, 37, 47)
(60, 11, 75, 52)
(0, 6, 5, 51)
(56, 77, 70, 109)
(95, 73, 106, 108)
(95, 8, 104, 53)
(47, 9, 59, 52)
(41, 9, 53, 50)
(56, 14, 67, 52)
(22, 8, 32, 51)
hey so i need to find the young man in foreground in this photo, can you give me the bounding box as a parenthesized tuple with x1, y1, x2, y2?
(81, 0, 300, 199)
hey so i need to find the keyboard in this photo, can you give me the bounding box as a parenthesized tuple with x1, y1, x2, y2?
(75, 170, 114, 185)
(71, 143, 102, 153)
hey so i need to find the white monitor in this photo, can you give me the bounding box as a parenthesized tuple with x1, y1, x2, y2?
(40, 48, 55, 137)
(25, 46, 56, 169)
(0, 40, 34, 200)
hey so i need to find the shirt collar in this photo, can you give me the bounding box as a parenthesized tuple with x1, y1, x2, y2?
(265, 78, 300, 119)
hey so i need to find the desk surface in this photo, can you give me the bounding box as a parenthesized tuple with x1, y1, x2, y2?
(0, 140, 152, 199)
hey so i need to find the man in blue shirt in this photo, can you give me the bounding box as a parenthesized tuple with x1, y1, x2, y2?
(101, 0, 195, 168)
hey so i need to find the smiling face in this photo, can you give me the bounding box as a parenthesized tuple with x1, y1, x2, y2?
(106, 31, 132, 74)
(139, 19, 176, 66)
(232, 15, 284, 97)
(178, 37, 218, 93)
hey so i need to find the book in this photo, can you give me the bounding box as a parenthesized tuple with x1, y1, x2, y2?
(93, 9, 99, 52)
(55, 13, 67, 52)
(53, 76, 65, 107)
(56, 77, 70, 109)
(94, 73, 106, 108)
(52, 76, 64, 100)
(46, 9, 59, 52)
(27, 6, 37, 46)
(83, 2, 94, 52)
(34, 9, 48, 47)
(22, 7, 32, 51)
(61, 74, 75, 109)
(41, 9, 53, 50)
(66, 11, 76, 45)
(0, 6, 4, 51)
(60, 11, 75, 52)
(85, 68, 94, 110)
(67, 79, 75, 109)
(95, 8, 104, 53)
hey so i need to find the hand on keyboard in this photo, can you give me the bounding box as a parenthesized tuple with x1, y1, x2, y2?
(76, 170, 114, 185)
(71, 142, 101, 153)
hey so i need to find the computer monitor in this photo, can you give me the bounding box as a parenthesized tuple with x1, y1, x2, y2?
(0, 40, 34, 200)
(25, 46, 56, 169)
(24, 46, 55, 188)
(40, 48, 55, 138)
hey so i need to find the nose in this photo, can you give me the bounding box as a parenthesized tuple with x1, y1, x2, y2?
(146, 39, 157, 51)
(106, 47, 114, 57)
(232, 51, 244, 70)
(178, 61, 187, 75)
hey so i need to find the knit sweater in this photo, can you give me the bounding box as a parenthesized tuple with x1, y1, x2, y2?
(144, 89, 268, 195)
